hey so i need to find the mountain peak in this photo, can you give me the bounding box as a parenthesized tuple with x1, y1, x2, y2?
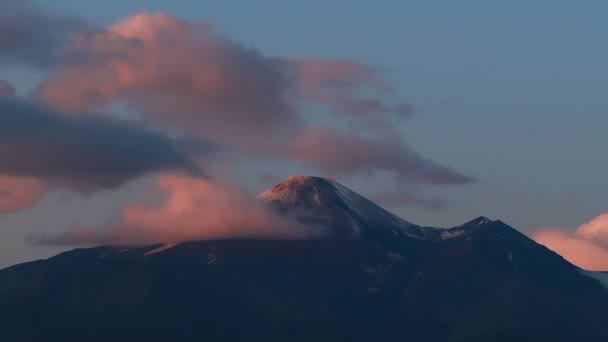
(258, 176, 335, 202)
(467, 216, 493, 226)
(276, 175, 334, 186)
(258, 176, 437, 240)
(257, 175, 338, 207)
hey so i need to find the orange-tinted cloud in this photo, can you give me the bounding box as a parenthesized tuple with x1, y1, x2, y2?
(576, 213, 608, 246)
(531, 213, 608, 271)
(36, 13, 471, 187)
(0, 175, 44, 213)
(33, 174, 327, 246)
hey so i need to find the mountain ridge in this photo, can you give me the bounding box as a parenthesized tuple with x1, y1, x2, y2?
(1, 176, 608, 342)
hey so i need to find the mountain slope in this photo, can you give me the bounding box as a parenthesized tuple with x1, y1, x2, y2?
(1, 176, 607, 342)
(258, 176, 440, 240)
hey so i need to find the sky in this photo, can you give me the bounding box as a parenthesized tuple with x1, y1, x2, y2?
(0, 0, 607, 269)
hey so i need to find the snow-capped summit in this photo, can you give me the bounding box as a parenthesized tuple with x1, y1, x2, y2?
(467, 216, 493, 226)
(258, 176, 436, 240)
(257, 176, 338, 207)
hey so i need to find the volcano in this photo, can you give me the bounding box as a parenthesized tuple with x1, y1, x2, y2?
(1, 176, 607, 342)
(258, 176, 436, 239)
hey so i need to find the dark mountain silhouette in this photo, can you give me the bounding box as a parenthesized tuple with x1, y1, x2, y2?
(1, 176, 607, 342)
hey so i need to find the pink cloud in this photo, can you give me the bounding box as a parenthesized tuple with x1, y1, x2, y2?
(293, 58, 414, 129)
(0, 175, 44, 213)
(575, 213, 608, 246)
(293, 58, 391, 92)
(38, 13, 299, 147)
(35, 13, 470, 187)
(530, 213, 608, 271)
(33, 174, 327, 246)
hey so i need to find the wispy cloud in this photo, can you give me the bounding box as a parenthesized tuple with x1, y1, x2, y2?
(281, 127, 472, 184)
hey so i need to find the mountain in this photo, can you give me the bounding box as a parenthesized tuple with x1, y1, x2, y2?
(258, 175, 426, 239)
(1, 176, 607, 342)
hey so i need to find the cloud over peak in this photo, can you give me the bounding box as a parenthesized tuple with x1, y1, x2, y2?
(33, 174, 327, 246)
(282, 127, 472, 185)
(0, 7, 473, 218)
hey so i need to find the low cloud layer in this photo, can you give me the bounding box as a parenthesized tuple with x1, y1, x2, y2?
(531, 213, 608, 271)
(0, 97, 211, 192)
(33, 174, 328, 246)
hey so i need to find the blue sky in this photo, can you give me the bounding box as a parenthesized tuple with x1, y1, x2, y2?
(0, 0, 606, 267)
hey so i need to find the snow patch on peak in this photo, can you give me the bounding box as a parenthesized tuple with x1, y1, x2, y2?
(454, 216, 494, 229)
(325, 179, 419, 231)
(475, 216, 492, 225)
(144, 244, 177, 255)
(256, 176, 332, 204)
(439, 216, 502, 242)
(440, 229, 465, 240)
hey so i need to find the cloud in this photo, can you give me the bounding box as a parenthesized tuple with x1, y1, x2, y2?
(292, 58, 414, 134)
(0, 0, 84, 68)
(0, 79, 16, 97)
(36, 13, 471, 186)
(281, 127, 472, 184)
(38, 13, 300, 146)
(532, 230, 608, 272)
(531, 213, 608, 271)
(32, 174, 327, 246)
(0, 97, 212, 191)
(0, 176, 44, 213)
(575, 213, 608, 245)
